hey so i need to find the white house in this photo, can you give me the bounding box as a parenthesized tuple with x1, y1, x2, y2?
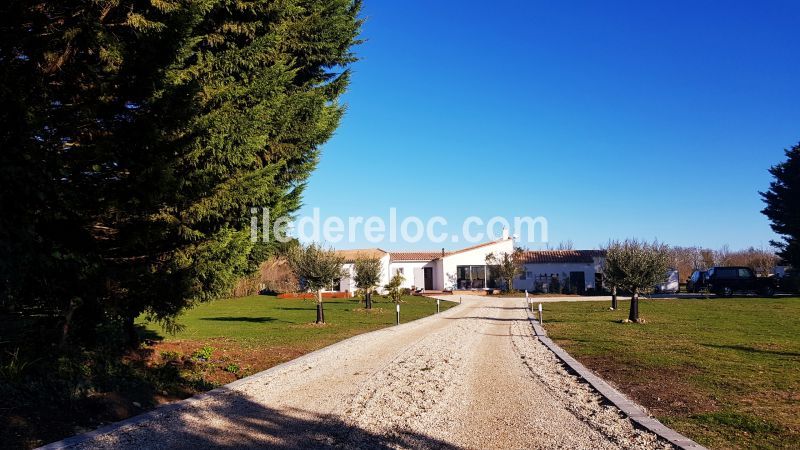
(334, 235, 516, 294)
(512, 250, 606, 295)
(333, 238, 608, 296)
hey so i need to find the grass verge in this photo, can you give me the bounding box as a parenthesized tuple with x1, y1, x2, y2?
(136, 294, 455, 385)
(541, 297, 800, 449)
(1, 294, 453, 448)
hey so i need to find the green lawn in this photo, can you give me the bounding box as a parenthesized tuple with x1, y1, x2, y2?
(2, 295, 456, 449)
(140, 294, 455, 347)
(137, 294, 457, 386)
(542, 297, 800, 450)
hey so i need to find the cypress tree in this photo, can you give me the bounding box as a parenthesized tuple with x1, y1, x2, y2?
(0, 0, 362, 346)
(761, 143, 800, 268)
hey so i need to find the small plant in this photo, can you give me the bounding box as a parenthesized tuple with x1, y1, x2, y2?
(0, 348, 36, 383)
(224, 363, 240, 374)
(160, 351, 182, 362)
(192, 346, 215, 362)
(384, 273, 405, 304)
(550, 275, 561, 294)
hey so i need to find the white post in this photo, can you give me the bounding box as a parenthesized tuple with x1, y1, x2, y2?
(437, 298, 440, 313)
(396, 303, 400, 325)
(538, 303, 543, 325)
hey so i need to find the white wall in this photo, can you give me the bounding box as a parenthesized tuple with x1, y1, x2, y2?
(387, 261, 438, 290)
(441, 238, 515, 290)
(339, 253, 392, 295)
(513, 256, 604, 292)
(338, 263, 355, 293)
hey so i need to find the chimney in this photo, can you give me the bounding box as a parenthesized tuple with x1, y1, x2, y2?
(442, 248, 445, 257)
(502, 227, 509, 240)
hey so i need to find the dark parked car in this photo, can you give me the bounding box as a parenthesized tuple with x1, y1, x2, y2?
(686, 270, 708, 293)
(776, 269, 800, 294)
(706, 266, 776, 297)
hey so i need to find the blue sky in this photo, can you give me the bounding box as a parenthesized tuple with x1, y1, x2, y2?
(296, 0, 800, 251)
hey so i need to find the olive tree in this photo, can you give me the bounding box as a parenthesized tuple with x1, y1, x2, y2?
(354, 256, 382, 309)
(286, 243, 346, 324)
(602, 263, 623, 310)
(384, 273, 405, 304)
(485, 249, 523, 293)
(604, 239, 670, 323)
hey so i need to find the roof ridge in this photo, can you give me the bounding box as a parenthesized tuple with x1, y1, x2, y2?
(443, 238, 510, 257)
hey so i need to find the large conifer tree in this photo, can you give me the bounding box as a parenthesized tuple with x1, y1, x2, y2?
(0, 0, 362, 345)
(762, 142, 800, 268)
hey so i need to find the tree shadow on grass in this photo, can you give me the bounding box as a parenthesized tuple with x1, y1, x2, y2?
(136, 324, 165, 341)
(701, 343, 800, 358)
(481, 306, 530, 311)
(443, 316, 527, 322)
(200, 317, 279, 324)
(44, 387, 460, 449)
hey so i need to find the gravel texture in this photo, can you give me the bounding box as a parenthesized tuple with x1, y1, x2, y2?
(63, 295, 673, 449)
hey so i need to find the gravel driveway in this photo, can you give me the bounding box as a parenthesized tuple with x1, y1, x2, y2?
(61, 295, 672, 449)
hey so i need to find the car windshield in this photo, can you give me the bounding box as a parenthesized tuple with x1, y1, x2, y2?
(716, 268, 738, 278)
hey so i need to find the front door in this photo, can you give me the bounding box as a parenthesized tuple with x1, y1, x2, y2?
(423, 267, 434, 290)
(570, 271, 586, 295)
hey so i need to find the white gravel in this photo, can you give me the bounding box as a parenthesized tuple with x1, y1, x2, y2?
(65, 296, 673, 449)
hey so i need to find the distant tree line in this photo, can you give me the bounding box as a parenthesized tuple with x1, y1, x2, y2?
(667, 246, 781, 280)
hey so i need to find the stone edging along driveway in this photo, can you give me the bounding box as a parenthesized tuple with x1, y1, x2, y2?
(524, 307, 707, 450)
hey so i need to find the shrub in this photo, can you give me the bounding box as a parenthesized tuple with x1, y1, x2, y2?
(550, 276, 562, 294)
(0, 349, 35, 383)
(159, 351, 182, 363)
(191, 346, 214, 362)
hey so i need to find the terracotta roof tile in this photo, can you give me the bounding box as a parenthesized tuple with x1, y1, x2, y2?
(390, 251, 449, 261)
(334, 248, 387, 263)
(517, 250, 605, 264)
(342, 239, 514, 263)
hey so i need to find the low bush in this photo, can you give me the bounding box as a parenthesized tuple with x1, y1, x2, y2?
(191, 346, 214, 362)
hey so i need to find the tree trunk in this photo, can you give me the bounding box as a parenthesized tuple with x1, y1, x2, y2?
(366, 289, 372, 309)
(611, 285, 618, 310)
(59, 298, 81, 349)
(628, 291, 639, 322)
(316, 290, 325, 324)
(124, 314, 139, 347)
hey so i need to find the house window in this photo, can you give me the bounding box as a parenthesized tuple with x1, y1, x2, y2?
(457, 265, 502, 289)
(394, 267, 404, 277)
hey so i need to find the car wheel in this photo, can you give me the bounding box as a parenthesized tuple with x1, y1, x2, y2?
(722, 286, 733, 297)
(762, 286, 775, 297)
